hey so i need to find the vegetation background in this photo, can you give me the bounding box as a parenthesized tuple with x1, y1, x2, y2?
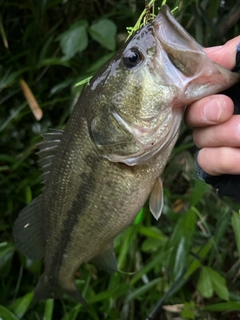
(1, 0, 240, 319)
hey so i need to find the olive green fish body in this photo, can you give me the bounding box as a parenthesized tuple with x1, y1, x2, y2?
(39, 96, 175, 295)
(13, 5, 240, 303)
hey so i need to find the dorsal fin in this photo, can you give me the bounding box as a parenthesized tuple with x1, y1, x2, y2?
(36, 129, 63, 184)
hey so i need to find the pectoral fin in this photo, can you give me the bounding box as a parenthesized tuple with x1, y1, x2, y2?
(149, 177, 164, 220)
(90, 243, 117, 274)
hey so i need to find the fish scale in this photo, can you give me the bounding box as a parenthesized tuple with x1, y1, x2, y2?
(13, 5, 240, 303)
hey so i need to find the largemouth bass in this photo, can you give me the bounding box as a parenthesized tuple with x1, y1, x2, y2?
(13, 5, 240, 303)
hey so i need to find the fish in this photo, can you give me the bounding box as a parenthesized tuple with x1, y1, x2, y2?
(13, 5, 240, 304)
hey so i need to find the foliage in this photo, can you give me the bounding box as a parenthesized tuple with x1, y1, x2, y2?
(1, 0, 240, 319)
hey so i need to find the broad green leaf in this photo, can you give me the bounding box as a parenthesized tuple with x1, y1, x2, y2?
(138, 225, 167, 240)
(0, 306, 18, 320)
(197, 266, 213, 298)
(141, 237, 163, 252)
(209, 268, 229, 301)
(8, 292, 33, 319)
(140, 225, 167, 252)
(89, 19, 116, 51)
(58, 20, 88, 60)
(181, 301, 195, 319)
(203, 267, 229, 301)
(232, 211, 240, 255)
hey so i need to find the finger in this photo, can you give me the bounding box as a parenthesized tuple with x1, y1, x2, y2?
(193, 115, 240, 148)
(198, 147, 240, 175)
(204, 35, 240, 69)
(184, 94, 234, 128)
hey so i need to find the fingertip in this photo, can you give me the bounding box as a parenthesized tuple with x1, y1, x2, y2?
(203, 95, 234, 124)
(185, 95, 234, 127)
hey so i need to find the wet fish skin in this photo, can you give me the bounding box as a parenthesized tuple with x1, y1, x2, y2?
(13, 5, 240, 303)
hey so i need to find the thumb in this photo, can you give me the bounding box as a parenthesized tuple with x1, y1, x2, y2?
(204, 35, 240, 70)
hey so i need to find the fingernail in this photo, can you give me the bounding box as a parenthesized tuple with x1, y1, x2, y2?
(203, 99, 221, 123)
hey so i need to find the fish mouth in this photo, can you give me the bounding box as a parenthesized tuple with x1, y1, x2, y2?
(151, 5, 205, 92)
(153, 6, 201, 58)
(152, 5, 240, 102)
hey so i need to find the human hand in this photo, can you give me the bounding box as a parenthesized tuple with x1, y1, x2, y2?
(185, 36, 240, 176)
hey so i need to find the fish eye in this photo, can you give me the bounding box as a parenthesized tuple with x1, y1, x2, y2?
(123, 48, 143, 69)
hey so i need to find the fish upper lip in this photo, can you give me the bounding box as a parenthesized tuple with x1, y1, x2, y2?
(152, 5, 197, 50)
